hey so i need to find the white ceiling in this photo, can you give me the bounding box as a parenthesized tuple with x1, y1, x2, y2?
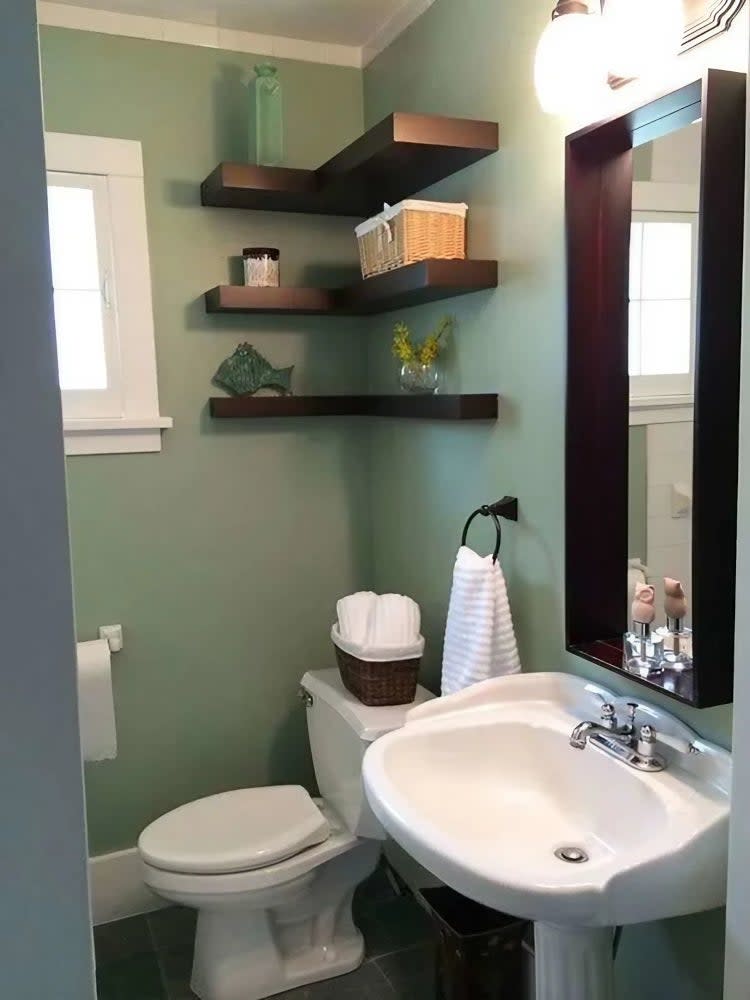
(47, 0, 418, 45)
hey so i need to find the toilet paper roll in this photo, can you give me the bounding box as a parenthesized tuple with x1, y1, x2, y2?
(77, 639, 117, 762)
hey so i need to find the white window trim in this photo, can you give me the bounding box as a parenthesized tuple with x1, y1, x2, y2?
(44, 132, 172, 455)
(628, 183, 699, 424)
(629, 395, 694, 426)
(632, 181, 699, 214)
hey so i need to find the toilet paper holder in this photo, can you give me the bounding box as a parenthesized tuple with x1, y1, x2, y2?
(98, 624, 124, 653)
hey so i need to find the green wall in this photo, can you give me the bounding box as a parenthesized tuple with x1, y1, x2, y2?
(40, 27, 367, 855)
(363, 1, 730, 996)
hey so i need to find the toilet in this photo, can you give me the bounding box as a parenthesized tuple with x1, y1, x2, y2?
(138, 668, 433, 1000)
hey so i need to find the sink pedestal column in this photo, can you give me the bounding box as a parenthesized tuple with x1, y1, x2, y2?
(534, 923, 614, 1000)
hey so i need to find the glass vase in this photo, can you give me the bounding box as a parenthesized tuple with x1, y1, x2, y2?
(399, 360, 443, 394)
(250, 63, 283, 167)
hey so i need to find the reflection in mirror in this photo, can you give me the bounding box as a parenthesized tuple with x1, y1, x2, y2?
(566, 70, 744, 708)
(626, 123, 700, 693)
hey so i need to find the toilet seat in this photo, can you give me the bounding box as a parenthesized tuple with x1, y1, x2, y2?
(141, 798, 362, 900)
(138, 785, 330, 875)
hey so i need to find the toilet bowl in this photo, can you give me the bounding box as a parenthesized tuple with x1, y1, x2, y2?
(138, 668, 433, 1000)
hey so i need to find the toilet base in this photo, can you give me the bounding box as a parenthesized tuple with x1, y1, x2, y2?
(186, 840, 380, 1000)
(192, 914, 363, 1000)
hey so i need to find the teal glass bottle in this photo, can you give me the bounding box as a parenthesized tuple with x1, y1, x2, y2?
(250, 63, 283, 166)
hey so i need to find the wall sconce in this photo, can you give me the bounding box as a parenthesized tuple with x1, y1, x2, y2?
(534, 0, 684, 115)
(603, 0, 684, 78)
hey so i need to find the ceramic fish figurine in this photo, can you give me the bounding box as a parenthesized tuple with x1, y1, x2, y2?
(212, 343, 293, 396)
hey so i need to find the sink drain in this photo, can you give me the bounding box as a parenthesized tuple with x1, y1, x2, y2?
(554, 846, 589, 864)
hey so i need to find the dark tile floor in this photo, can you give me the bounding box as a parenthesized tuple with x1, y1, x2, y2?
(94, 866, 437, 1000)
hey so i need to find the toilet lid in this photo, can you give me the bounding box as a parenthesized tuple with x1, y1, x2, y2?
(138, 786, 330, 875)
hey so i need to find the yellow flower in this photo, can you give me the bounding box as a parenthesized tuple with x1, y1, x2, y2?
(392, 321, 416, 363)
(392, 316, 453, 366)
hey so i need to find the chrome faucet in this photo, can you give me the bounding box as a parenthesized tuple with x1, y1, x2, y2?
(569, 702, 637, 749)
(569, 702, 701, 772)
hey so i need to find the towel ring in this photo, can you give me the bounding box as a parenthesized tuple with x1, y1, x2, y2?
(461, 506, 503, 563)
(460, 497, 519, 564)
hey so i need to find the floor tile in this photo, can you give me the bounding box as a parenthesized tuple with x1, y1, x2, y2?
(353, 862, 399, 920)
(159, 952, 395, 1000)
(306, 960, 394, 999)
(96, 952, 166, 1000)
(376, 943, 437, 997)
(94, 915, 153, 964)
(157, 945, 197, 999)
(97, 884, 439, 1000)
(148, 906, 197, 951)
(357, 894, 435, 960)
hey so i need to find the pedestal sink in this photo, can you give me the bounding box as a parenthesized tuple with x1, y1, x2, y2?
(362, 673, 730, 1000)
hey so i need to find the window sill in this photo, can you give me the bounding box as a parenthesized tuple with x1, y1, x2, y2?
(629, 395, 693, 426)
(63, 416, 173, 455)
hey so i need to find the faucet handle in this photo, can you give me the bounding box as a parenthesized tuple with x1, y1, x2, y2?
(638, 723, 700, 757)
(600, 703, 617, 729)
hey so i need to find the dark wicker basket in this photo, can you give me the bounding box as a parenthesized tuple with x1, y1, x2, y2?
(334, 643, 421, 706)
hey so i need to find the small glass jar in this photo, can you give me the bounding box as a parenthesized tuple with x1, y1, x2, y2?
(623, 625, 664, 678)
(243, 247, 280, 288)
(399, 360, 444, 394)
(654, 621, 693, 671)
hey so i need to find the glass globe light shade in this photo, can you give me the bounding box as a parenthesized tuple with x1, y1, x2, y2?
(603, 0, 683, 79)
(534, 10, 610, 116)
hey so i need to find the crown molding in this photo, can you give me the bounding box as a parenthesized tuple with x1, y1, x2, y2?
(36, 1, 363, 68)
(362, 0, 435, 66)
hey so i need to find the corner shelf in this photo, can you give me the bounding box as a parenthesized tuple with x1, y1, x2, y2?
(209, 394, 499, 421)
(205, 260, 498, 316)
(201, 113, 499, 217)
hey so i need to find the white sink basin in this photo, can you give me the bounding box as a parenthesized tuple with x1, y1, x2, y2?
(363, 672, 730, 929)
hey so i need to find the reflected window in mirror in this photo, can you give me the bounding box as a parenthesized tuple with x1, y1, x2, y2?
(629, 124, 700, 413)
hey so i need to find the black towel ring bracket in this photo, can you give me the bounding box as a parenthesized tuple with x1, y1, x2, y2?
(461, 496, 519, 563)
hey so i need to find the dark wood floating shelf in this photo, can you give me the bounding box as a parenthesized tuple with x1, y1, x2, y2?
(201, 112, 499, 216)
(205, 260, 498, 316)
(210, 394, 499, 421)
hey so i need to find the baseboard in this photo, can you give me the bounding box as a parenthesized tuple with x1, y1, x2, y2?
(89, 847, 168, 926)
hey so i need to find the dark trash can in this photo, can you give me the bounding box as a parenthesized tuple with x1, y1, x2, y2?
(416, 886, 529, 1000)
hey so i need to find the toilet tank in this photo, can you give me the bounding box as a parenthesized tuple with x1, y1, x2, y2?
(301, 668, 434, 840)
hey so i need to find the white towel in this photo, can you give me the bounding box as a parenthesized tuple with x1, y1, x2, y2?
(337, 591, 421, 648)
(441, 546, 521, 695)
(337, 592, 376, 645)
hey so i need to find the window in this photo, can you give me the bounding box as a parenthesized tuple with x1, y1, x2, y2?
(44, 133, 172, 454)
(629, 212, 697, 403)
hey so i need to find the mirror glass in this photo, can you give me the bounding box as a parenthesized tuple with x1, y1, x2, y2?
(627, 122, 700, 696)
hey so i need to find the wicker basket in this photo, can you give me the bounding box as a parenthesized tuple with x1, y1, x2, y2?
(355, 200, 468, 280)
(334, 643, 421, 707)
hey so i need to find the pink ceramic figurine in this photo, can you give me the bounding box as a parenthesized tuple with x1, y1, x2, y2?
(664, 578, 688, 621)
(632, 583, 656, 626)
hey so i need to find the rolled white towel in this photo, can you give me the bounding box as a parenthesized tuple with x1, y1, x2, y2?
(337, 592, 376, 644)
(365, 595, 387, 648)
(336, 592, 423, 650)
(383, 593, 408, 644)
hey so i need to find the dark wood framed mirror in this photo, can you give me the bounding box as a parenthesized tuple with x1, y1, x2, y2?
(565, 69, 746, 708)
